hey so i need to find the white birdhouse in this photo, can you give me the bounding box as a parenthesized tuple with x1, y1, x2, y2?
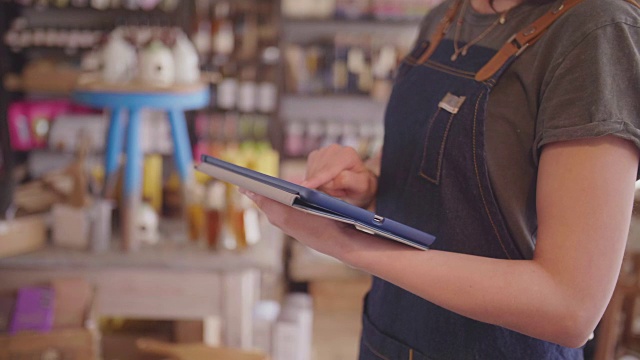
(139, 40, 176, 87)
(172, 32, 200, 84)
(102, 30, 137, 84)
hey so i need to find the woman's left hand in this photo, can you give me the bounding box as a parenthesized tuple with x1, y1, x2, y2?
(239, 189, 361, 262)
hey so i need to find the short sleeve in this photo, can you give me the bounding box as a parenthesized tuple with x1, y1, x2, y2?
(534, 21, 640, 160)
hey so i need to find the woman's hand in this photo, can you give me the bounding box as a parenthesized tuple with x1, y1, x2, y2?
(302, 144, 379, 209)
(239, 189, 371, 262)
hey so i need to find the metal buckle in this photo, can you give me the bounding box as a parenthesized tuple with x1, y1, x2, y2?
(508, 34, 523, 49)
(552, 2, 565, 14)
(523, 27, 537, 37)
(515, 43, 530, 57)
(507, 34, 530, 57)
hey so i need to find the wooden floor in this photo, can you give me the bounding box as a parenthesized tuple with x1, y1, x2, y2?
(310, 277, 371, 360)
(313, 309, 363, 360)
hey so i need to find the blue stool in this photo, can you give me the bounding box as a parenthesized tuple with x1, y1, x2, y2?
(72, 85, 210, 251)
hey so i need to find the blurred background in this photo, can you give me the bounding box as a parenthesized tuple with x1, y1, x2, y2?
(0, 0, 638, 359)
(0, 0, 432, 358)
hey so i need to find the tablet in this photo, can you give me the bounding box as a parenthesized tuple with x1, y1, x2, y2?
(196, 155, 436, 250)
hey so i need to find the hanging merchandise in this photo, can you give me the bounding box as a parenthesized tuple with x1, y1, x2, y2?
(138, 41, 176, 86)
(212, 2, 234, 57)
(102, 29, 137, 84)
(159, 0, 178, 12)
(172, 31, 201, 84)
(137, 0, 161, 11)
(90, 0, 110, 10)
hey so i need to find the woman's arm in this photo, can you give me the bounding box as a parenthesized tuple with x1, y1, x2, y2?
(245, 135, 638, 348)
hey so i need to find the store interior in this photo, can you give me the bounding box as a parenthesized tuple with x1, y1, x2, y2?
(0, 0, 639, 359)
(0, 0, 425, 358)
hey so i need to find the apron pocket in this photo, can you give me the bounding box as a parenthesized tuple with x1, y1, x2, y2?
(419, 93, 466, 185)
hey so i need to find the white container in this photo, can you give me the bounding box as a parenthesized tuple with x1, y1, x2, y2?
(102, 31, 137, 84)
(252, 300, 281, 355)
(272, 293, 313, 360)
(172, 32, 201, 84)
(52, 204, 91, 250)
(139, 40, 176, 87)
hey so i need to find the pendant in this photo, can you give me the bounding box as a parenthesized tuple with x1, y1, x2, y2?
(451, 52, 459, 61)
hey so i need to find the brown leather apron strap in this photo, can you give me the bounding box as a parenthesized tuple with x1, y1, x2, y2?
(626, 0, 640, 8)
(417, 0, 464, 64)
(475, 0, 585, 81)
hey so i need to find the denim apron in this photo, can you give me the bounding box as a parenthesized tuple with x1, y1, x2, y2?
(359, 1, 586, 359)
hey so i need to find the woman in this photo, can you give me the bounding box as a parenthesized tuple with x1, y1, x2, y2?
(243, 0, 640, 358)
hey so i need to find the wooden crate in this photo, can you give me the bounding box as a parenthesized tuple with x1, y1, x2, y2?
(0, 328, 99, 360)
(0, 216, 47, 258)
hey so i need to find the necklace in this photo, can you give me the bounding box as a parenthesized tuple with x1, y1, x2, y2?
(451, 0, 509, 61)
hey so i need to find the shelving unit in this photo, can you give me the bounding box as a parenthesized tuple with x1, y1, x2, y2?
(276, 7, 424, 283)
(0, 2, 428, 357)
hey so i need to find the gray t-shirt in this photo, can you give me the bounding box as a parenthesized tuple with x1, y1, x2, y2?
(415, 0, 640, 258)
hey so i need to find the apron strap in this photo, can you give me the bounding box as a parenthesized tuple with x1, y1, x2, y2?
(417, 0, 464, 64)
(626, 0, 640, 7)
(475, 0, 586, 81)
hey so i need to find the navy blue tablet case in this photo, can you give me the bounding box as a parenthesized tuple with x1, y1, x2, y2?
(196, 155, 435, 250)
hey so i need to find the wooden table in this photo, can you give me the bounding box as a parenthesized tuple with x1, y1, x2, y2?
(0, 232, 283, 350)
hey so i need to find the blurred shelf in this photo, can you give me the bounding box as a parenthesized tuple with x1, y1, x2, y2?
(282, 93, 383, 101)
(281, 17, 420, 44)
(4, 68, 81, 95)
(279, 94, 387, 122)
(0, 218, 285, 273)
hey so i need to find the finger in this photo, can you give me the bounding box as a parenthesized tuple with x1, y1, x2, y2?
(332, 170, 371, 196)
(302, 170, 341, 189)
(303, 146, 361, 189)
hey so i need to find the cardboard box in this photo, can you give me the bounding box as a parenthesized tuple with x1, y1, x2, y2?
(0, 215, 47, 258)
(0, 278, 99, 360)
(0, 328, 98, 360)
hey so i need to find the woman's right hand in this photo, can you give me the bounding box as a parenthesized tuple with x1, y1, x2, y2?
(302, 144, 379, 209)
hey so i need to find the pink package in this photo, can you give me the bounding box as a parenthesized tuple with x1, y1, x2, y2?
(9, 286, 55, 334)
(7, 100, 98, 151)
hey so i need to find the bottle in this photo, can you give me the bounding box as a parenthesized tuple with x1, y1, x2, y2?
(340, 122, 360, 150)
(320, 121, 343, 148)
(217, 64, 239, 110)
(304, 121, 324, 155)
(284, 121, 305, 157)
(237, 67, 258, 114)
(257, 65, 278, 114)
(186, 182, 206, 244)
(212, 2, 235, 58)
(227, 183, 247, 250)
(205, 181, 226, 249)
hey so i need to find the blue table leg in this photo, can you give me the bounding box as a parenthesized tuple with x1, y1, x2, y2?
(103, 108, 125, 198)
(123, 107, 143, 252)
(167, 109, 194, 183)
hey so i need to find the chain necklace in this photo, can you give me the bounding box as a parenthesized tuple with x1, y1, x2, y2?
(451, 0, 509, 61)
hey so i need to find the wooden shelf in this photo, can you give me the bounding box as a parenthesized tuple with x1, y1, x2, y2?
(279, 94, 387, 122)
